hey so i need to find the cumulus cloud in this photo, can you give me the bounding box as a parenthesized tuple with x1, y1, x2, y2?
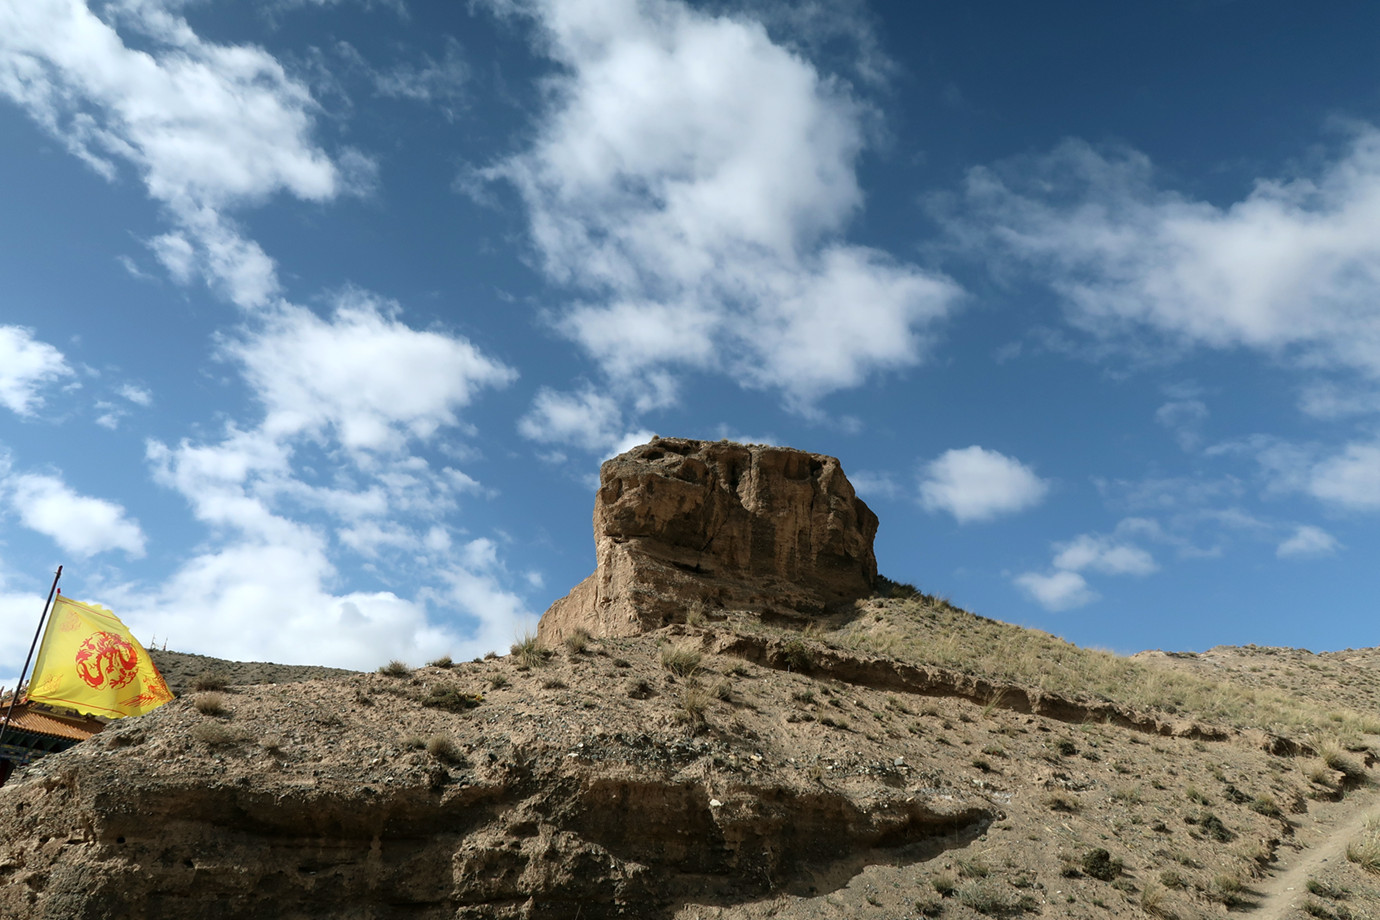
(1013, 570, 1097, 612)
(518, 385, 653, 458)
(951, 132, 1380, 379)
(0, 325, 73, 416)
(1015, 529, 1156, 611)
(0, 0, 367, 308)
(5, 472, 146, 558)
(1307, 441, 1380, 510)
(132, 289, 529, 667)
(918, 446, 1048, 523)
(1276, 524, 1340, 559)
(225, 292, 517, 453)
(1051, 533, 1158, 576)
(490, 0, 961, 412)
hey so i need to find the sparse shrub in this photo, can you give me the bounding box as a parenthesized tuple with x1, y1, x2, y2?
(677, 682, 709, 732)
(402, 735, 426, 750)
(1080, 848, 1123, 881)
(1054, 739, 1077, 756)
(1346, 831, 1380, 874)
(931, 870, 958, 897)
(1251, 794, 1283, 817)
(541, 678, 567, 690)
(781, 638, 813, 672)
(192, 692, 228, 716)
(1159, 869, 1186, 890)
(191, 671, 229, 692)
(420, 684, 483, 712)
(1197, 811, 1234, 842)
(1306, 878, 1348, 899)
(819, 715, 849, 730)
(1140, 882, 1174, 918)
(956, 858, 990, 879)
(612, 657, 631, 669)
(563, 628, 591, 655)
(511, 631, 551, 669)
(626, 677, 655, 699)
(660, 642, 702, 677)
(427, 654, 454, 669)
(711, 678, 732, 701)
(1111, 784, 1143, 805)
(378, 659, 411, 677)
(792, 688, 816, 705)
(1044, 792, 1079, 813)
(875, 575, 921, 599)
(488, 674, 510, 690)
(956, 880, 1025, 916)
(1204, 872, 1246, 907)
(192, 722, 242, 746)
(684, 600, 709, 628)
(425, 733, 465, 764)
(1322, 742, 1367, 783)
(970, 757, 992, 773)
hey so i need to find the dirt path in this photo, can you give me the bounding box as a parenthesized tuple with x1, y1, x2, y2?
(1252, 788, 1380, 918)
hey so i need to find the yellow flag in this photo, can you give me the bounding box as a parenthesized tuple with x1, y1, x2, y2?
(27, 595, 174, 718)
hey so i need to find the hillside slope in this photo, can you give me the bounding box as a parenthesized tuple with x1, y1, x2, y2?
(2, 597, 1378, 919)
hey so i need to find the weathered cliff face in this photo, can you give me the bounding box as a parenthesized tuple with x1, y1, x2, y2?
(539, 438, 878, 644)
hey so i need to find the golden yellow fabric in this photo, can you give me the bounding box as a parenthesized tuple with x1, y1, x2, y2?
(27, 595, 174, 718)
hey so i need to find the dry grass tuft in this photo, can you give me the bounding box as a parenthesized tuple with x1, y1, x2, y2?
(192, 692, 228, 716)
(378, 659, 411, 677)
(425, 733, 465, 764)
(191, 671, 229, 692)
(511, 631, 551, 669)
(660, 641, 702, 677)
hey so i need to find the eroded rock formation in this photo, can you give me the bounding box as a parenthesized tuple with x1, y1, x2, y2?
(539, 437, 878, 644)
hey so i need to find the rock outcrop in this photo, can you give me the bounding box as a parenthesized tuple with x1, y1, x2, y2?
(539, 437, 878, 644)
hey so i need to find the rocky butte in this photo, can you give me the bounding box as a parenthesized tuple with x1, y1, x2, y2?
(539, 437, 879, 644)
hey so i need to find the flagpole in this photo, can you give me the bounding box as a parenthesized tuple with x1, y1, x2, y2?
(0, 565, 62, 747)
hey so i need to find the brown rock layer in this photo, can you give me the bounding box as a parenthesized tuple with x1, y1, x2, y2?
(539, 438, 878, 644)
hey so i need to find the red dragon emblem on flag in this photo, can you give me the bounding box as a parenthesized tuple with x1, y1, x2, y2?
(74, 631, 141, 690)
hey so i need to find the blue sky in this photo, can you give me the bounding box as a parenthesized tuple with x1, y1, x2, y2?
(2, 0, 1379, 687)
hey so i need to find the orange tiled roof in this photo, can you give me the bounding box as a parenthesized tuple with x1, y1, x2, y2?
(1, 702, 105, 742)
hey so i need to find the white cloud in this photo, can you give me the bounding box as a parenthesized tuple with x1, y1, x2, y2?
(1298, 382, 1380, 420)
(130, 285, 530, 668)
(1051, 533, 1157, 576)
(373, 36, 468, 118)
(0, 0, 366, 308)
(5, 472, 146, 558)
(1013, 570, 1097, 611)
(488, 0, 961, 408)
(1307, 441, 1380, 510)
(918, 446, 1048, 523)
(1155, 398, 1208, 451)
(226, 292, 517, 453)
(1016, 527, 1155, 611)
(0, 325, 73, 416)
(953, 131, 1380, 378)
(117, 382, 152, 406)
(1277, 525, 1340, 559)
(518, 385, 653, 458)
